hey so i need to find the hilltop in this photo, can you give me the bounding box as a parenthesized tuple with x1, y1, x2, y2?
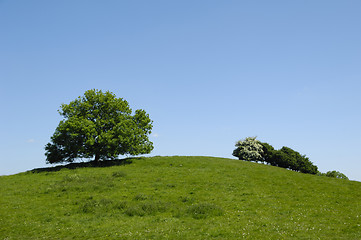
(1, 156, 360, 239)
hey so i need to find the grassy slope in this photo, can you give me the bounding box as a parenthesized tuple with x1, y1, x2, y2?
(0, 156, 360, 239)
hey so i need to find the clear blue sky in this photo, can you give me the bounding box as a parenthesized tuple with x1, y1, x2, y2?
(1, 1, 360, 181)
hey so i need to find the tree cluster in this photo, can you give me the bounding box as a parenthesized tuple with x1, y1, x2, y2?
(233, 137, 318, 174)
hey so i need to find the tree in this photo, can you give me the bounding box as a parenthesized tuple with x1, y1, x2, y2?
(232, 137, 264, 162)
(45, 89, 154, 164)
(260, 141, 318, 174)
(279, 146, 318, 174)
(325, 171, 349, 180)
(260, 142, 277, 165)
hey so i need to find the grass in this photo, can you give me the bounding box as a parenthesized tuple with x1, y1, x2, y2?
(0, 156, 360, 239)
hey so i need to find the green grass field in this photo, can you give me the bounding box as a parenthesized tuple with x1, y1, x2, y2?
(1, 156, 360, 239)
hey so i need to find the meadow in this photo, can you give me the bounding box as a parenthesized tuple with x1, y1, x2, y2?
(1, 156, 360, 239)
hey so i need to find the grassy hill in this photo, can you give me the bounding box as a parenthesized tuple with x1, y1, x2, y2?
(1, 156, 360, 239)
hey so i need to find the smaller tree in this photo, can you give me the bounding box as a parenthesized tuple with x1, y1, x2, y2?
(232, 137, 264, 162)
(272, 150, 293, 169)
(260, 142, 277, 165)
(325, 171, 349, 180)
(279, 146, 318, 174)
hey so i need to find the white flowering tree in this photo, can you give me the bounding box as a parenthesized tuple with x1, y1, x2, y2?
(232, 137, 264, 162)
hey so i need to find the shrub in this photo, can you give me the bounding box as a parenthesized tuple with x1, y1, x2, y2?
(233, 137, 264, 162)
(325, 171, 349, 180)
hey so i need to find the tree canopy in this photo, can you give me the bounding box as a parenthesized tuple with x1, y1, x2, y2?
(232, 137, 264, 162)
(319, 171, 349, 180)
(45, 89, 153, 163)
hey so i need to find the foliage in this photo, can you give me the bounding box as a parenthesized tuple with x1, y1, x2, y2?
(260, 142, 276, 164)
(319, 170, 349, 180)
(233, 137, 318, 174)
(232, 137, 264, 162)
(1, 156, 360, 239)
(279, 147, 318, 174)
(45, 89, 153, 163)
(258, 141, 318, 174)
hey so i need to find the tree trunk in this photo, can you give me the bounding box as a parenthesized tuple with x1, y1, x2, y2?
(94, 153, 100, 162)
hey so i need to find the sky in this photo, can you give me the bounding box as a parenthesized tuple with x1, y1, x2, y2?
(1, 1, 360, 181)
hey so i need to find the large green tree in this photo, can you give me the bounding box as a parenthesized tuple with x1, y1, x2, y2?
(45, 89, 154, 163)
